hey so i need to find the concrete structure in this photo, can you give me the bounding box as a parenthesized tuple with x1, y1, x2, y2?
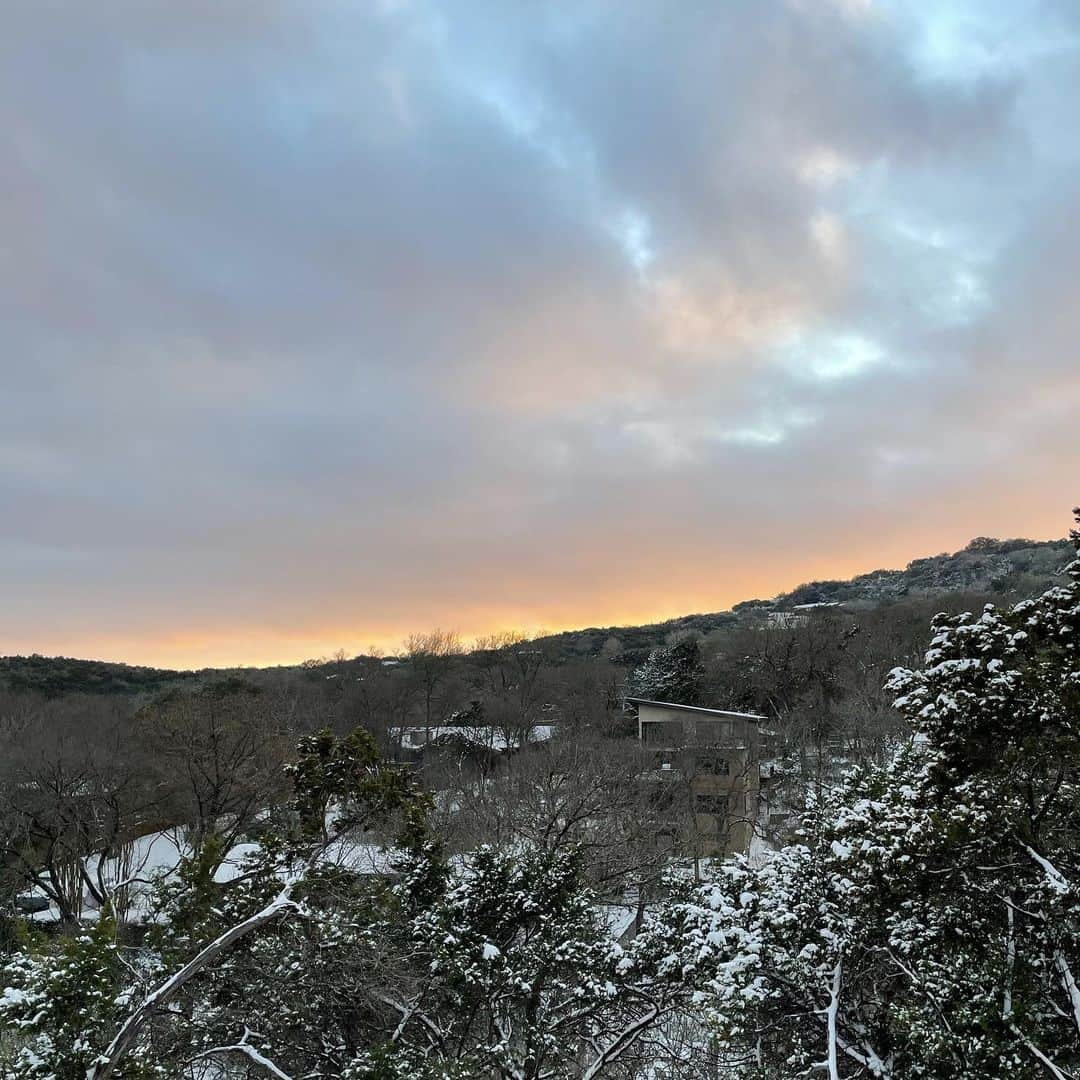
(629, 698, 765, 857)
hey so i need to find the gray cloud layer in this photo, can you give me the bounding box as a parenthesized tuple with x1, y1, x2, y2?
(2, 0, 1078, 665)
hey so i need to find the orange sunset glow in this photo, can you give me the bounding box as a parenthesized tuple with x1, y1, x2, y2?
(2, 2, 1078, 670)
(7, 7, 1080, 1075)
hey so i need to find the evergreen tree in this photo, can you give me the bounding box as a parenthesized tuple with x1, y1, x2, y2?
(0, 729, 423, 1080)
(652, 509, 1080, 1078)
(627, 638, 704, 705)
(360, 841, 686, 1079)
(0, 915, 152, 1079)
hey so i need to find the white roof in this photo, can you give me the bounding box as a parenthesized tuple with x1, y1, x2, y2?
(627, 698, 765, 722)
(390, 724, 555, 752)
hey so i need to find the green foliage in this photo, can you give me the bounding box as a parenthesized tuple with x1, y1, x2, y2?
(0, 655, 194, 697)
(0, 916, 158, 1079)
(0, 911, 34, 956)
(198, 676, 262, 698)
(343, 1044, 475, 1080)
(144, 832, 230, 957)
(378, 841, 656, 1078)
(286, 726, 420, 837)
(627, 638, 704, 705)
(390, 802, 448, 913)
(667, 516, 1080, 1078)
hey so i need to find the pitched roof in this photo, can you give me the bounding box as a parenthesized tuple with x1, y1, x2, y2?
(626, 697, 765, 722)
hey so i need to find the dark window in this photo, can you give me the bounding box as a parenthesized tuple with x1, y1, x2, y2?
(695, 794, 726, 814)
(643, 721, 682, 746)
(698, 754, 729, 775)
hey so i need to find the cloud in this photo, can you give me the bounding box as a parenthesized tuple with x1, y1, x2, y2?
(0, 0, 1076, 665)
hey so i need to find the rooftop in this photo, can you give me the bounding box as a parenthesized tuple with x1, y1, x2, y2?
(390, 724, 555, 753)
(626, 698, 765, 722)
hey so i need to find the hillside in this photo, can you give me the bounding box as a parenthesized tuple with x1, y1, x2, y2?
(0, 654, 197, 697)
(758, 535, 1071, 609)
(536, 535, 1073, 661)
(2, 535, 1071, 692)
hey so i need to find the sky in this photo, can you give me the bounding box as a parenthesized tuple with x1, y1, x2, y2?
(2, 0, 1078, 669)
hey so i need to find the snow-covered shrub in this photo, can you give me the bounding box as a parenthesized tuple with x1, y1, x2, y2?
(662, 512, 1080, 1078)
(0, 916, 159, 1079)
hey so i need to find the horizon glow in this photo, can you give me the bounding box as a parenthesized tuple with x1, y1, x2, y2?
(1, 1, 1078, 669)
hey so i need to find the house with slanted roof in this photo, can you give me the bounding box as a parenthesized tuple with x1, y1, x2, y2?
(628, 697, 765, 858)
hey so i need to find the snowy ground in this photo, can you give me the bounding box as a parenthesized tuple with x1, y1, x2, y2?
(20, 827, 400, 925)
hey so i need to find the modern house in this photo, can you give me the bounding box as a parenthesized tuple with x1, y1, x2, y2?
(629, 698, 765, 857)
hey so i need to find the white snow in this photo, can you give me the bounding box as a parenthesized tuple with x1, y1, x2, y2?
(391, 724, 555, 753)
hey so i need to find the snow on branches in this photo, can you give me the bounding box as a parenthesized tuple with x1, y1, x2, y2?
(658, 515, 1080, 1078)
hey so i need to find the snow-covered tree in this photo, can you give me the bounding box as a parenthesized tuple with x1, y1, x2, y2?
(0, 726, 683, 1079)
(654, 510, 1080, 1078)
(363, 840, 687, 1079)
(0, 916, 140, 1079)
(626, 638, 703, 706)
(0, 728, 423, 1080)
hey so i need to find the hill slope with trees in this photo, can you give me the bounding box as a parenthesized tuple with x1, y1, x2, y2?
(2, 535, 1070, 692)
(2, 517, 1077, 1077)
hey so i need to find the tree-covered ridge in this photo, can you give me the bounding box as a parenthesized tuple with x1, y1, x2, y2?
(533, 536, 1071, 662)
(755, 535, 1071, 611)
(0, 515, 1077, 1076)
(0, 654, 196, 697)
(2, 535, 1071, 691)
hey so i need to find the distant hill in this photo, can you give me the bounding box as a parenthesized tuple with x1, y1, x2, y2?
(532, 535, 1073, 663)
(0, 654, 197, 697)
(529, 611, 740, 664)
(3, 536, 1072, 693)
(742, 536, 1071, 611)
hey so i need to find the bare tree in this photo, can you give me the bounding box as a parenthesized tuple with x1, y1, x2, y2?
(427, 733, 670, 906)
(404, 628, 462, 736)
(0, 695, 164, 922)
(470, 631, 556, 747)
(133, 682, 290, 866)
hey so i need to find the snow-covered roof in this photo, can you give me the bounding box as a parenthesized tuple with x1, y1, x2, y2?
(596, 902, 638, 942)
(390, 724, 555, 753)
(19, 830, 262, 925)
(626, 698, 765, 722)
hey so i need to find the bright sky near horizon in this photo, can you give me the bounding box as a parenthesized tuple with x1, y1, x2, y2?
(2, 0, 1078, 669)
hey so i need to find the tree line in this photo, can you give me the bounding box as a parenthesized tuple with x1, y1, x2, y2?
(0, 523, 1077, 1075)
(0, 512, 1077, 1077)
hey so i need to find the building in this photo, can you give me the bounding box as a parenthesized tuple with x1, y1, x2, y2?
(628, 697, 765, 857)
(389, 723, 555, 764)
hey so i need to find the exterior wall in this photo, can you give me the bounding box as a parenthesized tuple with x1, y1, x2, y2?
(636, 703, 761, 857)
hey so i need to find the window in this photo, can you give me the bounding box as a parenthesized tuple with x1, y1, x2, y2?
(643, 721, 682, 747)
(702, 720, 732, 741)
(695, 794, 726, 815)
(697, 754, 729, 775)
